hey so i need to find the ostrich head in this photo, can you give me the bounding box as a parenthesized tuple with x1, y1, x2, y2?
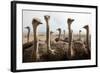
(25, 26, 30, 30)
(57, 28, 61, 32)
(50, 31, 54, 35)
(83, 25, 89, 30)
(44, 15, 50, 22)
(67, 18, 74, 26)
(32, 17, 42, 28)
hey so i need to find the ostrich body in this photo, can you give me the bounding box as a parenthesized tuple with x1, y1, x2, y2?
(67, 18, 74, 59)
(25, 26, 30, 43)
(32, 18, 42, 61)
(72, 40, 88, 59)
(83, 25, 90, 55)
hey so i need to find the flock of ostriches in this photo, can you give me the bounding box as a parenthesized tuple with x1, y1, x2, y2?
(23, 15, 91, 62)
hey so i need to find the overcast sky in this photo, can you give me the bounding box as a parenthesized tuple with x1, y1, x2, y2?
(23, 10, 92, 34)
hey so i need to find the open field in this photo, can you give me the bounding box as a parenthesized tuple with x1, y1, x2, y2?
(22, 33, 90, 43)
(22, 33, 91, 63)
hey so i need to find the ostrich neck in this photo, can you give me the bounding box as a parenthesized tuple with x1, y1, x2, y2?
(58, 30, 61, 40)
(27, 29, 30, 41)
(79, 32, 81, 40)
(33, 27, 38, 51)
(71, 30, 73, 41)
(68, 24, 72, 58)
(28, 29, 30, 35)
(68, 25, 71, 43)
(46, 21, 51, 50)
(63, 31, 65, 38)
(86, 28, 89, 49)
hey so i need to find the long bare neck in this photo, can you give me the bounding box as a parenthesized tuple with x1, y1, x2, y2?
(33, 27, 38, 51)
(32, 24, 40, 61)
(86, 28, 89, 49)
(58, 30, 61, 40)
(68, 25, 71, 44)
(68, 24, 72, 58)
(71, 30, 73, 41)
(50, 33, 52, 43)
(79, 31, 81, 40)
(27, 29, 30, 43)
(46, 20, 50, 50)
(63, 30, 65, 39)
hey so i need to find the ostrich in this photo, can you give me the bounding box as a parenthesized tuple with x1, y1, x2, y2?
(23, 26, 33, 49)
(25, 26, 30, 43)
(68, 26, 90, 59)
(67, 18, 74, 59)
(55, 28, 62, 42)
(32, 17, 42, 61)
(83, 25, 90, 56)
(44, 15, 55, 55)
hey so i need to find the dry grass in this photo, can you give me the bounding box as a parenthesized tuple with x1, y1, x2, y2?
(23, 34, 91, 63)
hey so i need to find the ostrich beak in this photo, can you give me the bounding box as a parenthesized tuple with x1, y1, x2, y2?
(83, 25, 88, 29)
(71, 19, 74, 22)
(39, 22, 42, 24)
(25, 26, 29, 29)
(67, 18, 74, 25)
(83, 26, 85, 28)
(56, 28, 60, 31)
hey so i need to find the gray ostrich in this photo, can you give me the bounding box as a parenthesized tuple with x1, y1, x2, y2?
(44, 15, 55, 55)
(32, 18, 42, 61)
(67, 18, 74, 59)
(25, 26, 30, 43)
(83, 25, 90, 55)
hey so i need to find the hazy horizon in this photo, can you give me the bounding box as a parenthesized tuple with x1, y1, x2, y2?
(23, 10, 92, 34)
